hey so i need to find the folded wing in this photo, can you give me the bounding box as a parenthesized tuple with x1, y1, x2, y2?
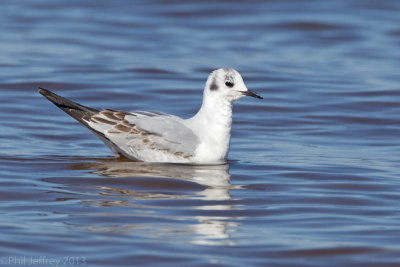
(87, 109, 199, 160)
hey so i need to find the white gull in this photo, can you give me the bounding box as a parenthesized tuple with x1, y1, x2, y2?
(39, 68, 262, 164)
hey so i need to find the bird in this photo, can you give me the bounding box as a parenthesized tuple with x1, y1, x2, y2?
(39, 68, 262, 164)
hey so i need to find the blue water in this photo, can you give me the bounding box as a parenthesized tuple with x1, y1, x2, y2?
(1, 0, 400, 266)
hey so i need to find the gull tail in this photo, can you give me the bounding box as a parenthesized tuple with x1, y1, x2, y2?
(38, 87, 99, 126)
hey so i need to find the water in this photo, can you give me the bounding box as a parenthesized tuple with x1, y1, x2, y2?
(1, 0, 400, 266)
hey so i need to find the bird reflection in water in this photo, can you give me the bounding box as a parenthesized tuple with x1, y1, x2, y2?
(70, 159, 244, 245)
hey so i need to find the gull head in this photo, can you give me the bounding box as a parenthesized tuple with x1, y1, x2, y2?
(204, 68, 263, 102)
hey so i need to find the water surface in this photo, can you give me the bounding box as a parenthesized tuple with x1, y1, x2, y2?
(1, 0, 400, 266)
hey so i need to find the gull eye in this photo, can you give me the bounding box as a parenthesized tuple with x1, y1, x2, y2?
(225, 81, 234, 88)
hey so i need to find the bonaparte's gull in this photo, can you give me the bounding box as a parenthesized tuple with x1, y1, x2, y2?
(39, 68, 262, 164)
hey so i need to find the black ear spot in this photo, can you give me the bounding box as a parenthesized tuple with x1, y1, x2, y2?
(225, 81, 234, 88)
(210, 78, 218, 91)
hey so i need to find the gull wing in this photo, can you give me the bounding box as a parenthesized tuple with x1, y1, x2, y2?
(88, 110, 199, 160)
(39, 88, 199, 161)
(128, 111, 198, 150)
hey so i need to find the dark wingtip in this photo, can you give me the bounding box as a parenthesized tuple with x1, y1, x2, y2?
(38, 87, 50, 96)
(38, 87, 100, 114)
(38, 87, 63, 106)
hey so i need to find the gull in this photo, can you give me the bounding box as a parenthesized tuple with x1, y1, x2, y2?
(39, 68, 262, 164)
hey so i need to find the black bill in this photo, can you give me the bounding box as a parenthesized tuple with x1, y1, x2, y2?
(242, 89, 263, 99)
